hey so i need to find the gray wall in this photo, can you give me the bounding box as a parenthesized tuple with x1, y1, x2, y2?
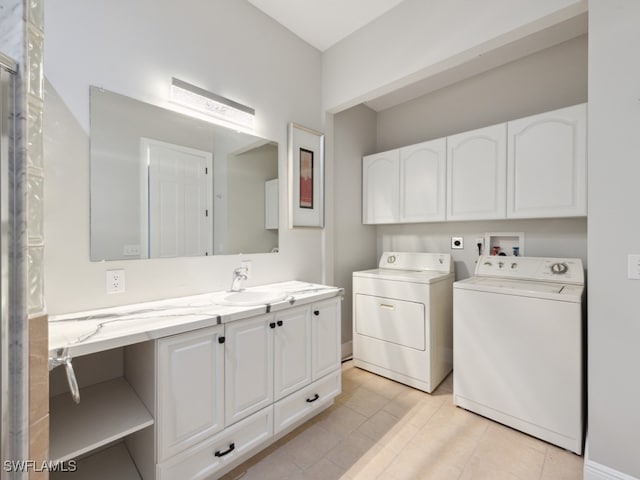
(587, 1, 640, 477)
(376, 35, 588, 150)
(332, 105, 378, 353)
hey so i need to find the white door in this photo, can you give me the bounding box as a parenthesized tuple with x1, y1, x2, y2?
(143, 138, 213, 258)
(399, 138, 446, 222)
(273, 306, 312, 401)
(447, 124, 507, 221)
(225, 314, 274, 426)
(362, 150, 400, 224)
(156, 325, 225, 462)
(507, 103, 587, 218)
(311, 298, 341, 380)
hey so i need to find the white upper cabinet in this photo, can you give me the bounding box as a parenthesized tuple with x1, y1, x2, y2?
(362, 150, 399, 224)
(362, 138, 446, 224)
(264, 179, 279, 229)
(399, 138, 446, 222)
(507, 103, 587, 218)
(447, 124, 507, 221)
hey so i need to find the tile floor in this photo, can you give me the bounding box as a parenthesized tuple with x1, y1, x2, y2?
(222, 361, 583, 480)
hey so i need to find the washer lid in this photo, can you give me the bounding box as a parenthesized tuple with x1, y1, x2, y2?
(454, 276, 584, 302)
(353, 268, 454, 284)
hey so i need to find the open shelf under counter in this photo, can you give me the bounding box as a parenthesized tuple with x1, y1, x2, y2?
(50, 377, 154, 463)
(51, 443, 141, 480)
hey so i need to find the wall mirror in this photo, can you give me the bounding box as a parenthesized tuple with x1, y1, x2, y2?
(89, 87, 279, 261)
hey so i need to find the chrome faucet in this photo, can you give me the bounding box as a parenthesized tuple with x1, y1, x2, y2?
(230, 266, 248, 292)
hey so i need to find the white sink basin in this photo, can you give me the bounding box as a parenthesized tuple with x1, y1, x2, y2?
(217, 290, 288, 306)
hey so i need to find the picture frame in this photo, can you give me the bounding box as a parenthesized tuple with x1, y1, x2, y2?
(288, 122, 324, 228)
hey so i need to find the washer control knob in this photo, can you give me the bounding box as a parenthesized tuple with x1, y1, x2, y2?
(387, 255, 396, 264)
(551, 262, 569, 274)
(498, 261, 504, 268)
(483, 261, 492, 267)
(511, 262, 518, 269)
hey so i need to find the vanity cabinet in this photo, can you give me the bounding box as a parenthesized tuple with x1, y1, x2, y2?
(156, 325, 225, 462)
(362, 138, 446, 224)
(158, 296, 341, 479)
(274, 306, 312, 400)
(48, 286, 342, 480)
(506, 103, 587, 218)
(224, 314, 274, 426)
(446, 123, 507, 221)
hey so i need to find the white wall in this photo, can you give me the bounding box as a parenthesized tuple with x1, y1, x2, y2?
(586, 1, 640, 477)
(332, 105, 379, 351)
(43, 0, 324, 314)
(322, 0, 587, 112)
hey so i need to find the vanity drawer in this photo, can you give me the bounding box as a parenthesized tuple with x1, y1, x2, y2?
(157, 406, 273, 480)
(274, 369, 341, 434)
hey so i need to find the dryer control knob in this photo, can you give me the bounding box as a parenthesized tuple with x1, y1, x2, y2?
(551, 262, 569, 274)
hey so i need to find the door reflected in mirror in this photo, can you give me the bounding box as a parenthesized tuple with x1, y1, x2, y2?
(90, 87, 278, 261)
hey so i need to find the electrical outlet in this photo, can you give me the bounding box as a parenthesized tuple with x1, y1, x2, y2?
(240, 260, 252, 279)
(475, 237, 484, 255)
(451, 237, 464, 249)
(106, 269, 125, 294)
(628, 254, 640, 280)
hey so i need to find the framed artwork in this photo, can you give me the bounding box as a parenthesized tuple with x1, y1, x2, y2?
(288, 123, 324, 228)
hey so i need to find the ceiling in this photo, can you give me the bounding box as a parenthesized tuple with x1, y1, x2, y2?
(247, 1, 587, 112)
(247, 0, 406, 51)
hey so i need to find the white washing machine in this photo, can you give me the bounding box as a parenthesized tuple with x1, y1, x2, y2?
(453, 255, 585, 454)
(353, 252, 454, 393)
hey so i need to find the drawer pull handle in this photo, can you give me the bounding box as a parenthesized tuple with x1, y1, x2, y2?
(269, 322, 276, 329)
(380, 304, 395, 310)
(277, 320, 283, 327)
(214, 443, 235, 457)
(306, 393, 320, 403)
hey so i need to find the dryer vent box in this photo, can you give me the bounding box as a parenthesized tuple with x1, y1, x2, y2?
(484, 232, 524, 257)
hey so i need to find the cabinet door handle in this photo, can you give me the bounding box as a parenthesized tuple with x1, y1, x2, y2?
(306, 393, 320, 403)
(218, 336, 225, 344)
(214, 442, 235, 457)
(277, 320, 283, 327)
(313, 310, 320, 316)
(269, 322, 276, 329)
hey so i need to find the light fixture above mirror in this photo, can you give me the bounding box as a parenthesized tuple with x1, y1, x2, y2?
(170, 77, 255, 130)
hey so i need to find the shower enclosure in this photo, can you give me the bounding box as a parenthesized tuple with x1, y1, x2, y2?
(0, 51, 23, 478)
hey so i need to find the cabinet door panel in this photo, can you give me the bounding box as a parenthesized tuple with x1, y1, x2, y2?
(312, 298, 341, 380)
(507, 103, 586, 218)
(400, 139, 446, 222)
(447, 124, 507, 220)
(274, 307, 312, 400)
(362, 151, 400, 224)
(225, 315, 274, 426)
(157, 325, 224, 462)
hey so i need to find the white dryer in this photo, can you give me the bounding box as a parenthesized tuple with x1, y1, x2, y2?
(453, 255, 585, 454)
(353, 252, 454, 393)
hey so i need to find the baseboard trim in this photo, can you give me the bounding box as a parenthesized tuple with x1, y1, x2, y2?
(584, 459, 639, 480)
(341, 341, 352, 360)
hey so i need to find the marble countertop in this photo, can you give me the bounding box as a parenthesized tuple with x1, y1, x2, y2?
(49, 281, 342, 358)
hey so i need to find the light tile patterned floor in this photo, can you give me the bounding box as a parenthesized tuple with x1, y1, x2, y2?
(222, 361, 583, 480)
